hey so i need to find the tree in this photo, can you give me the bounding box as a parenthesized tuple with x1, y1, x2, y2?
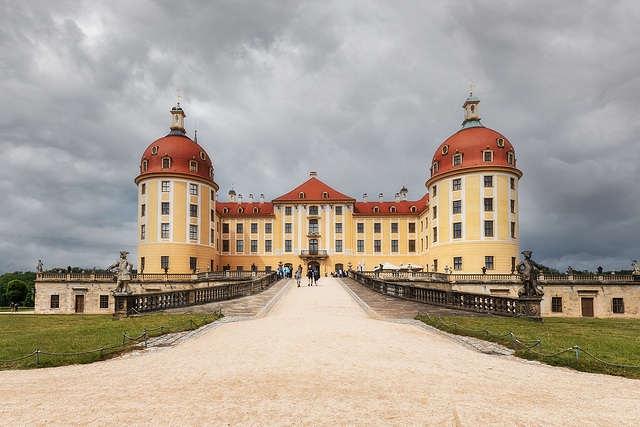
(6, 279, 28, 305)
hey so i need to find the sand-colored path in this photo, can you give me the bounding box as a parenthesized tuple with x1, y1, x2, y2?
(1, 278, 639, 426)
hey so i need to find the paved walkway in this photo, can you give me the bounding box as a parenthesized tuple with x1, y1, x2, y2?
(1, 277, 639, 425)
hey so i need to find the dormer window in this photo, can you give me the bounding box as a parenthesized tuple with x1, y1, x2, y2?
(483, 150, 493, 162)
(410, 206, 417, 213)
(453, 154, 462, 166)
(373, 206, 379, 213)
(432, 161, 439, 174)
(497, 138, 505, 148)
(209, 167, 214, 180)
(442, 145, 449, 155)
(238, 207, 244, 214)
(142, 160, 148, 172)
(189, 160, 197, 172)
(162, 157, 171, 169)
(253, 207, 259, 213)
(299, 192, 305, 199)
(507, 152, 515, 165)
(223, 207, 229, 214)
(390, 206, 396, 213)
(322, 191, 329, 198)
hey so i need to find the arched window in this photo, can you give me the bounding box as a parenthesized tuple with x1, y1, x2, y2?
(390, 206, 396, 213)
(410, 206, 417, 213)
(373, 206, 379, 213)
(209, 167, 214, 180)
(142, 160, 148, 172)
(238, 207, 244, 214)
(432, 161, 439, 173)
(253, 207, 259, 213)
(507, 152, 515, 165)
(299, 192, 305, 199)
(322, 191, 329, 198)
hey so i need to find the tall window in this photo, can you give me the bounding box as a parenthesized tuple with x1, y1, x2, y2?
(265, 223, 272, 234)
(433, 206, 437, 219)
(511, 199, 516, 213)
(408, 240, 416, 252)
(453, 257, 462, 270)
(452, 178, 461, 190)
(162, 181, 170, 192)
(511, 222, 516, 238)
(335, 206, 342, 215)
(161, 256, 169, 270)
(236, 240, 243, 252)
(237, 223, 243, 233)
(251, 240, 258, 252)
(190, 257, 197, 271)
(432, 185, 437, 196)
(50, 295, 60, 309)
(285, 240, 292, 252)
(190, 184, 198, 195)
(265, 240, 272, 252)
(162, 157, 171, 169)
(222, 240, 229, 252)
(100, 295, 109, 309)
(309, 219, 318, 233)
(335, 223, 343, 233)
(335, 240, 343, 252)
(309, 206, 319, 215)
(510, 177, 516, 189)
(484, 176, 493, 187)
(391, 240, 398, 252)
(433, 227, 437, 243)
(485, 256, 494, 270)
(374, 240, 381, 252)
(285, 223, 292, 233)
(140, 225, 146, 240)
(141, 183, 146, 195)
(408, 223, 416, 233)
(189, 160, 197, 172)
(190, 204, 198, 217)
(141, 204, 146, 217)
(161, 223, 170, 238)
(222, 223, 229, 233)
(453, 222, 462, 238)
(309, 239, 318, 253)
(357, 240, 364, 252)
(484, 220, 494, 237)
(551, 297, 563, 313)
(357, 223, 364, 233)
(484, 198, 493, 211)
(190, 225, 197, 240)
(483, 151, 493, 162)
(452, 200, 461, 214)
(285, 206, 292, 215)
(613, 298, 624, 313)
(391, 223, 398, 233)
(162, 202, 170, 215)
(251, 223, 258, 234)
(453, 154, 462, 166)
(374, 223, 381, 233)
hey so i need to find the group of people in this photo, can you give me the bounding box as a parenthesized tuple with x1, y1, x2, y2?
(9, 302, 19, 312)
(277, 265, 292, 279)
(292, 265, 320, 287)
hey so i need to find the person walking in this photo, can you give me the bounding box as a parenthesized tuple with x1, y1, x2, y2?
(307, 266, 313, 286)
(313, 268, 320, 286)
(295, 265, 302, 287)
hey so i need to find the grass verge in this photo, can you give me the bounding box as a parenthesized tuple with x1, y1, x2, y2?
(415, 314, 640, 379)
(0, 312, 223, 370)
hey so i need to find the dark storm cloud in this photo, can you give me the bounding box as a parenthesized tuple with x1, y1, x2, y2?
(0, 0, 639, 273)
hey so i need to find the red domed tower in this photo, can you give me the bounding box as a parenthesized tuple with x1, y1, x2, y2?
(424, 93, 523, 274)
(134, 102, 220, 274)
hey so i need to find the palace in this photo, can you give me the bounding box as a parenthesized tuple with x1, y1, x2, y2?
(136, 93, 522, 275)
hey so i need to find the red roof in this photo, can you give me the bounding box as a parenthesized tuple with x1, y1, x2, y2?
(138, 134, 214, 182)
(353, 193, 429, 216)
(217, 202, 275, 217)
(273, 177, 355, 202)
(431, 126, 518, 177)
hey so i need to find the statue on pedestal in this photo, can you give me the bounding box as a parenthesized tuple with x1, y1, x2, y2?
(107, 251, 133, 293)
(36, 260, 43, 273)
(632, 260, 639, 275)
(516, 251, 547, 297)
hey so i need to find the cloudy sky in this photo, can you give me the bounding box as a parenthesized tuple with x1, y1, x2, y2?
(1, 0, 639, 274)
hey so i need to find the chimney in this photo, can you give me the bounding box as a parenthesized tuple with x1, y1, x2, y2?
(379, 193, 384, 203)
(260, 194, 265, 204)
(238, 194, 242, 204)
(249, 194, 254, 204)
(215, 194, 218, 202)
(363, 193, 367, 203)
(395, 193, 400, 203)
(228, 190, 235, 203)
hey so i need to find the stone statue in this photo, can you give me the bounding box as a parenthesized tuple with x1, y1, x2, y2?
(632, 260, 640, 275)
(515, 251, 547, 297)
(107, 251, 133, 293)
(36, 260, 43, 273)
(567, 266, 572, 275)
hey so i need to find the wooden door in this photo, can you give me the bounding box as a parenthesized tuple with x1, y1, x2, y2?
(75, 295, 85, 313)
(581, 297, 594, 317)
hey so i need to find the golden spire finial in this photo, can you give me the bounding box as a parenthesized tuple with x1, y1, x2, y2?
(469, 79, 475, 95)
(176, 89, 182, 105)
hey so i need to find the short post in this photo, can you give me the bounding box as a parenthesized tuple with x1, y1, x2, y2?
(143, 329, 147, 348)
(35, 349, 39, 365)
(574, 345, 579, 361)
(537, 338, 541, 352)
(123, 332, 127, 346)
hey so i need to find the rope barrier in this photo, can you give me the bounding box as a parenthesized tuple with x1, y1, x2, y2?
(416, 310, 640, 369)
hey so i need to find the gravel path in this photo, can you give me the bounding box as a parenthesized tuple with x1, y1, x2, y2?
(1, 277, 639, 426)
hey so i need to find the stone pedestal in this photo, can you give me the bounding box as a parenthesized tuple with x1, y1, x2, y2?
(113, 292, 135, 318)
(516, 296, 543, 322)
(633, 274, 640, 282)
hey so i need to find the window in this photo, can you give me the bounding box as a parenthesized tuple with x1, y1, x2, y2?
(251, 240, 258, 252)
(551, 297, 563, 313)
(190, 257, 197, 271)
(452, 200, 461, 214)
(433, 227, 437, 243)
(391, 240, 398, 252)
(484, 198, 493, 212)
(410, 206, 417, 212)
(390, 206, 396, 213)
(309, 219, 318, 233)
(483, 151, 493, 162)
(236, 240, 243, 252)
(140, 225, 146, 240)
(189, 160, 197, 172)
(162, 181, 170, 192)
(100, 295, 109, 309)
(309, 206, 319, 215)
(335, 240, 343, 252)
(237, 223, 243, 234)
(497, 137, 505, 148)
(285, 223, 292, 233)
(285, 206, 292, 215)
(142, 160, 148, 172)
(432, 161, 439, 173)
(453, 222, 462, 238)
(151, 146, 158, 155)
(161, 256, 169, 270)
(50, 295, 60, 309)
(190, 183, 198, 195)
(408, 223, 416, 233)
(211, 189, 215, 201)
(433, 206, 437, 219)
(265, 223, 272, 234)
(162, 157, 171, 169)
(322, 191, 329, 198)
(452, 179, 461, 191)
(265, 240, 272, 252)
(253, 207, 259, 214)
(485, 256, 494, 270)
(374, 223, 381, 233)
(161, 223, 170, 238)
(141, 204, 146, 217)
(374, 240, 381, 252)
(335, 206, 342, 215)
(223, 207, 229, 214)
(442, 145, 449, 155)
(510, 177, 515, 190)
(373, 206, 379, 213)
(161, 202, 169, 215)
(433, 259, 438, 272)
(484, 220, 494, 237)
(432, 185, 437, 196)
(508, 152, 515, 165)
(484, 176, 493, 187)
(453, 154, 462, 166)
(357, 240, 364, 252)
(612, 298, 624, 313)
(453, 257, 462, 270)
(285, 240, 292, 252)
(141, 183, 146, 195)
(511, 200, 516, 213)
(408, 240, 416, 252)
(357, 223, 364, 233)
(190, 204, 198, 217)
(222, 240, 229, 252)
(299, 192, 305, 199)
(511, 222, 516, 239)
(222, 223, 229, 234)
(190, 225, 197, 240)
(391, 223, 398, 233)
(251, 223, 258, 234)
(309, 239, 318, 252)
(336, 223, 343, 233)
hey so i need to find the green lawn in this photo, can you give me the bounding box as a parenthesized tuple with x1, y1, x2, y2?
(0, 313, 222, 370)
(416, 314, 640, 379)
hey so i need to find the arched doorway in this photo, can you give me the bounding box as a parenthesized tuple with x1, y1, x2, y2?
(308, 261, 320, 272)
(284, 262, 293, 278)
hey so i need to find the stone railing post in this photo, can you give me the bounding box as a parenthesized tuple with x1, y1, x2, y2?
(113, 293, 136, 318)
